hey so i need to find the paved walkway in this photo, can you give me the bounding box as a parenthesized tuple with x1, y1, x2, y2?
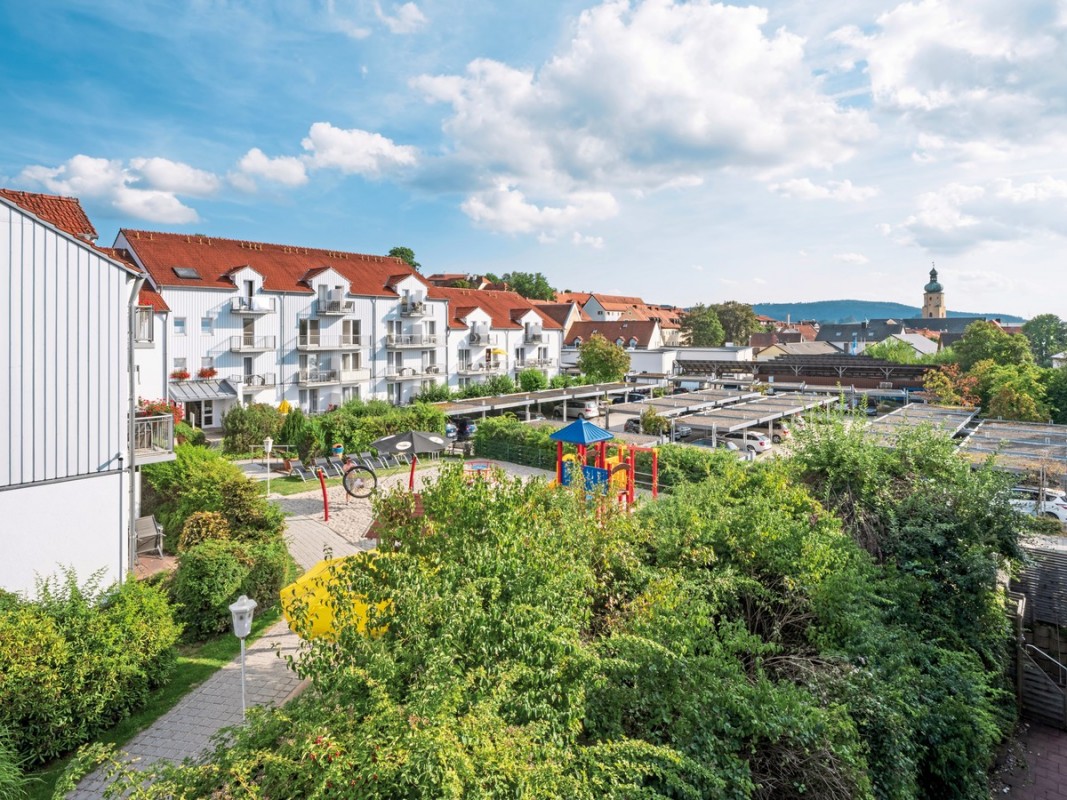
(69, 510, 361, 798)
(997, 723, 1067, 799)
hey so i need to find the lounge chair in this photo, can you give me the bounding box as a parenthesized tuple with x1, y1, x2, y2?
(289, 461, 312, 481)
(135, 515, 164, 559)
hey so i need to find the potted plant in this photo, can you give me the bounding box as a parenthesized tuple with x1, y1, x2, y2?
(170, 368, 190, 381)
(197, 366, 218, 379)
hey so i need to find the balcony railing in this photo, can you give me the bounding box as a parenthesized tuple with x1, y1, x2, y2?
(467, 332, 499, 346)
(132, 414, 175, 464)
(386, 366, 438, 380)
(296, 369, 339, 386)
(228, 373, 277, 390)
(458, 361, 504, 376)
(339, 367, 370, 383)
(230, 297, 276, 315)
(386, 333, 438, 348)
(296, 334, 364, 351)
(524, 332, 545, 344)
(230, 335, 276, 352)
(399, 300, 427, 317)
(317, 298, 356, 316)
(516, 357, 556, 369)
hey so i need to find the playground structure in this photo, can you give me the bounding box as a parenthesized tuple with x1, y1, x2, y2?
(550, 418, 658, 507)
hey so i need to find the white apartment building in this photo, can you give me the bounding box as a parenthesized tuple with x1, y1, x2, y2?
(118, 232, 564, 424)
(427, 287, 563, 390)
(0, 191, 174, 595)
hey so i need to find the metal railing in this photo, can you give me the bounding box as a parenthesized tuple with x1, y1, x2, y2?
(228, 372, 276, 388)
(339, 367, 370, 383)
(385, 367, 435, 380)
(524, 332, 545, 344)
(317, 298, 356, 315)
(296, 334, 364, 350)
(400, 301, 427, 316)
(229, 335, 276, 352)
(458, 362, 504, 375)
(230, 297, 276, 314)
(296, 368, 339, 385)
(386, 333, 438, 347)
(468, 332, 499, 346)
(132, 414, 174, 455)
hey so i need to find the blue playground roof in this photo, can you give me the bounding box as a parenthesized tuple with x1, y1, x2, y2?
(550, 418, 614, 445)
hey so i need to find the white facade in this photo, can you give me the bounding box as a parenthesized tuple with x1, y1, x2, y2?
(0, 198, 150, 595)
(444, 307, 562, 391)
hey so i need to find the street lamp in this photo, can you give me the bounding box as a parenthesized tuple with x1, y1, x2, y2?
(263, 436, 274, 496)
(228, 594, 258, 719)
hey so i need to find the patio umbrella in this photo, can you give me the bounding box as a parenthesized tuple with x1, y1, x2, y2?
(280, 555, 390, 641)
(371, 430, 449, 489)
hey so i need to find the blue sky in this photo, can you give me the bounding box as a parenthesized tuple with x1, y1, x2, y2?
(3, 0, 1065, 318)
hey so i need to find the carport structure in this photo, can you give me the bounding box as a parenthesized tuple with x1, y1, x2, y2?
(435, 382, 635, 421)
(676, 392, 839, 441)
(605, 388, 761, 429)
(866, 404, 979, 444)
(958, 419, 1067, 480)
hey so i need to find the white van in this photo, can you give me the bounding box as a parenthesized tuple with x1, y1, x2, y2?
(554, 400, 602, 420)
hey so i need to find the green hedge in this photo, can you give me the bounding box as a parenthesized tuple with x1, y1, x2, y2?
(314, 399, 447, 458)
(472, 415, 563, 470)
(172, 539, 290, 641)
(0, 572, 180, 765)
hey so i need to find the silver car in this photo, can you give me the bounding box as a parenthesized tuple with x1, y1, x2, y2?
(1009, 486, 1067, 523)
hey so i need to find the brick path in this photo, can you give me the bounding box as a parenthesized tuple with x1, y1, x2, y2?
(999, 723, 1067, 799)
(68, 511, 361, 798)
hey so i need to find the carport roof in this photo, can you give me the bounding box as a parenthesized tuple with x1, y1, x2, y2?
(867, 404, 978, 441)
(958, 419, 1067, 475)
(678, 393, 839, 433)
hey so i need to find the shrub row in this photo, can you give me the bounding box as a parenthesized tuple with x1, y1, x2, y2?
(0, 572, 180, 764)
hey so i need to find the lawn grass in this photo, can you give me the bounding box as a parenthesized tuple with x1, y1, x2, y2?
(26, 605, 286, 800)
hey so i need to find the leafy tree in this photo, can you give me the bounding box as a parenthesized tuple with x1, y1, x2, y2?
(517, 367, 549, 392)
(1021, 313, 1067, 367)
(501, 271, 556, 300)
(923, 364, 978, 406)
(710, 301, 760, 344)
(865, 337, 926, 363)
(679, 304, 725, 346)
(970, 360, 1048, 420)
(1043, 367, 1067, 424)
(577, 333, 630, 382)
(640, 405, 668, 435)
(952, 320, 1033, 371)
(387, 246, 421, 272)
(449, 278, 473, 288)
(412, 383, 454, 403)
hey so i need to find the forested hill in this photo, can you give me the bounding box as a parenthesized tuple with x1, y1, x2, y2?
(753, 300, 1025, 324)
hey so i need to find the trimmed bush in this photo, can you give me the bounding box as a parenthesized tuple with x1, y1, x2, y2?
(173, 421, 207, 446)
(472, 414, 564, 470)
(222, 402, 283, 454)
(178, 511, 231, 552)
(0, 572, 180, 764)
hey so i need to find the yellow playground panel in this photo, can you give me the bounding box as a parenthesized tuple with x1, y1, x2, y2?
(281, 555, 391, 641)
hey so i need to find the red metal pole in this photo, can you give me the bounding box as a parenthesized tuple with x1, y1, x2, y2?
(317, 468, 329, 522)
(409, 453, 418, 491)
(556, 441, 563, 484)
(651, 450, 659, 499)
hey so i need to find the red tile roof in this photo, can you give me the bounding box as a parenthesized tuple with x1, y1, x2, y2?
(554, 291, 593, 305)
(566, 320, 659, 348)
(0, 189, 98, 240)
(120, 230, 419, 297)
(427, 286, 564, 331)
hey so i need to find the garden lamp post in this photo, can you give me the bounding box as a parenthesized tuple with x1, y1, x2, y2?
(228, 594, 257, 719)
(264, 436, 273, 496)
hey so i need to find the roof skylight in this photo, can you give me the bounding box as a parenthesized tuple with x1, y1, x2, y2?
(173, 266, 202, 279)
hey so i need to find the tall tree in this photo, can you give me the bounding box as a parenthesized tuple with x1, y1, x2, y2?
(577, 333, 631, 382)
(710, 301, 760, 345)
(952, 321, 1033, 371)
(1021, 313, 1067, 367)
(388, 246, 421, 272)
(679, 304, 725, 346)
(501, 271, 556, 301)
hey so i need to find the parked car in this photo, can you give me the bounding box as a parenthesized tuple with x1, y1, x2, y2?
(445, 421, 458, 439)
(769, 421, 792, 444)
(690, 437, 739, 451)
(522, 411, 547, 423)
(612, 392, 649, 404)
(1009, 486, 1067, 523)
(554, 400, 601, 420)
(670, 423, 693, 441)
(721, 430, 773, 453)
(453, 417, 479, 441)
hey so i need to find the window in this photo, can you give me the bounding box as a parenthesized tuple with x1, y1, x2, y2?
(174, 317, 187, 336)
(201, 356, 214, 369)
(134, 307, 154, 343)
(572, 337, 582, 347)
(201, 317, 213, 335)
(173, 266, 202, 279)
(173, 357, 187, 371)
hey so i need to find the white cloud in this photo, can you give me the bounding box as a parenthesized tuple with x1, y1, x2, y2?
(461, 184, 618, 236)
(18, 154, 202, 223)
(236, 148, 309, 187)
(834, 252, 870, 264)
(571, 232, 605, 249)
(374, 1, 426, 34)
(301, 122, 417, 177)
(769, 177, 878, 202)
(325, 0, 371, 38)
(129, 157, 220, 196)
(413, 0, 872, 235)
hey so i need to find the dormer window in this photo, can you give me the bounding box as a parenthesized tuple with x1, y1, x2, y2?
(616, 337, 625, 346)
(173, 266, 201, 279)
(572, 337, 583, 347)
(629, 337, 639, 348)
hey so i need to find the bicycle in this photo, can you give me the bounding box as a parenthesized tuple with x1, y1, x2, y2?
(341, 455, 378, 498)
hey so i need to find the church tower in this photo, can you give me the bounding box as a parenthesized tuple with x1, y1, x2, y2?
(922, 266, 945, 319)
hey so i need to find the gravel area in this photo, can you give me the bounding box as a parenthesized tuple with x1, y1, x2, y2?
(273, 460, 555, 546)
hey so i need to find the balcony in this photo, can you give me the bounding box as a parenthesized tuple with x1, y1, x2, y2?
(296, 369, 339, 386)
(228, 373, 277, 391)
(339, 367, 371, 383)
(524, 331, 545, 344)
(296, 334, 364, 351)
(386, 365, 439, 381)
(132, 414, 175, 465)
(467, 332, 500, 346)
(230, 297, 276, 315)
(399, 300, 427, 317)
(516, 357, 555, 369)
(458, 361, 504, 376)
(317, 298, 356, 316)
(386, 333, 438, 349)
(230, 335, 276, 353)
